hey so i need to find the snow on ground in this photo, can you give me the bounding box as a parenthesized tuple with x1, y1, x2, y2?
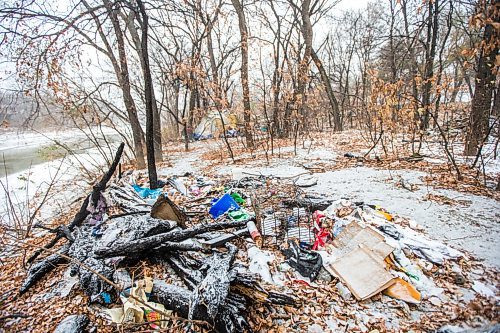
(213, 145, 500, 269)
(1, 129, 498, 268)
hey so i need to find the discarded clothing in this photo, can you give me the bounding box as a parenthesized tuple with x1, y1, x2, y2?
(395, 225, 463, 265)
(378, 224, 401, 240)
(282, 240, 323, 281)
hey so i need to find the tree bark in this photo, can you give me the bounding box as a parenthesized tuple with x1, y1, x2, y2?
(231, 0, 254, 149)
(311, 49, 342, 131)
(102, 0, 146, 168)
(296, 0, 313, 118)
(124, 11, 163, 162)
(420, 0, 439, 131)
(137, 0, 158, 189)
(465, 22, 499, 155)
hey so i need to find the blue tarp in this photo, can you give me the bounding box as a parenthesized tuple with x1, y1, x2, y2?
(132, 184, 163, 199)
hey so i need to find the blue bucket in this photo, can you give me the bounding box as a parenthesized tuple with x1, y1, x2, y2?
(209, 193, 240, 218)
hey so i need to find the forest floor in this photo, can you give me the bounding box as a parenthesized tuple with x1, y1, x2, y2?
(0, 129, 498, 332)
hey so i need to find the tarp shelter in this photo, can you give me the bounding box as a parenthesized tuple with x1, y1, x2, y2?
(193, 111, 237, 140)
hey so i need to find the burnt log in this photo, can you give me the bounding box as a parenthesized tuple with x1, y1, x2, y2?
(95, 220, 247, 258)
(97, 214, 177, 251)
(69, 227, 114, 303)
(53, 314, 90, 333)
(151, 281, 249, 333)
(20, 244, 70, 295)
(189, 244, 238, 320)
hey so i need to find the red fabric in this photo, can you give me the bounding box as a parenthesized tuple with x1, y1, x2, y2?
(313, 228, 330, 250)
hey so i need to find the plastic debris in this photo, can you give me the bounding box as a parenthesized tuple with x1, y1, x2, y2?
(230, 191, 246, 205)
(168, 177, 188, 196)
(336, 281, 353, 301)
(132, 184, 163, 200)
(383, 277, 421, 304)
(247, 220, 263, 246)
(228, 209, 251, 222)
(209, 193, 240, 218)
(282, 240, 323, 281)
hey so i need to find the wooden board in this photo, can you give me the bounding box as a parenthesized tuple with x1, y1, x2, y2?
(329, 247, 395, 300)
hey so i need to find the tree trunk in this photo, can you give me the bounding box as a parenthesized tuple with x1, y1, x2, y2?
(465, 22, 499, 155)
(311, 50, 342, 131)
(103, 1, 146, 168)
(137, 0, 158, 189)
(125, 11, 163, 162)
(296, 0, 313, 118)
(231, 0, 254, 149)
(420, 0, 439, 131)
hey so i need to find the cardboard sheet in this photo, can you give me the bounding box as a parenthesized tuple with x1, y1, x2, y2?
(330, 246, 395, 300)
(331, 222, 394, 260)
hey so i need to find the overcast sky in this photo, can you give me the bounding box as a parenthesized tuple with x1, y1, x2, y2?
(336, 0, 370, 11)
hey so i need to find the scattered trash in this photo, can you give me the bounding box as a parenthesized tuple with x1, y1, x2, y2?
(336, 281, 353, 301)
(132, 184, 163, 200)
(228, 209, 251, 222)
(230, 191, 246, 205)
(329, 246, 395, 300)
(383, 277, 421, 304)
(106, 275, 170, 329)
(151, 194, 187, 227)
(247, 220, 263, 247)
(295, 174, 318, 187)
(282, 240, 323, 281)
(15, 157, 495, 332)
(329, 221, 394, 260)
(209, 193, 240, 218)
(168, 177, 188, 196)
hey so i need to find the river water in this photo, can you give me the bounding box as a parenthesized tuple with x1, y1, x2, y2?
(0, 129, 122, 178)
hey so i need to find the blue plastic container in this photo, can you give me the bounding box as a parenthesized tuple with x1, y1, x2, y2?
(209, 193, 240, 218)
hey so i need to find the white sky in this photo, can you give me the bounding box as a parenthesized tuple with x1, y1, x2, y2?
(336, 0, 371, 11)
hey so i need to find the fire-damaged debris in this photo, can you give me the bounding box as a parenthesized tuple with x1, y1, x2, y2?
(53, 314, 90, 333)
(16, 146, 498, 332)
